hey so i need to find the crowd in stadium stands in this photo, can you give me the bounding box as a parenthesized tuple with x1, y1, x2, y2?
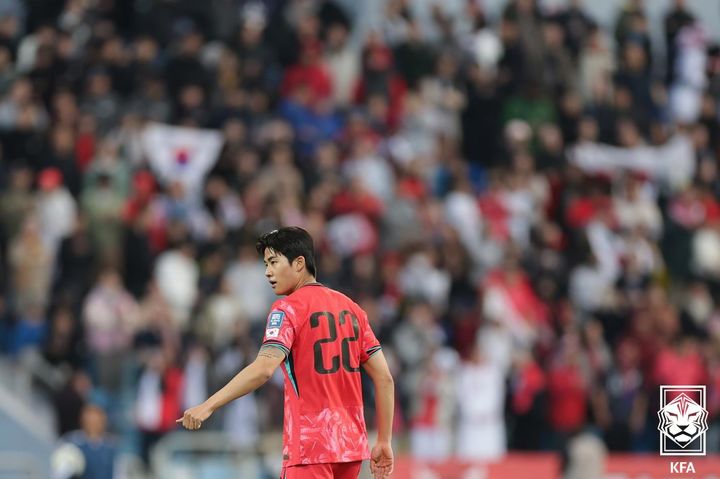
(1, 0, 720, 471)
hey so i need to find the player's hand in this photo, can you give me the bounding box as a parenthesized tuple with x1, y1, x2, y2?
(176, 402, 213, 431)
(370, 441, 394, 478)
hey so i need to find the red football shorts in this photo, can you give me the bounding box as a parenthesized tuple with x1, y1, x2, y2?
(281, 461, 363, 479)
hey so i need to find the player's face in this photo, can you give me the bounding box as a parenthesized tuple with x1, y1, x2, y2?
(263, 248, 298, 295)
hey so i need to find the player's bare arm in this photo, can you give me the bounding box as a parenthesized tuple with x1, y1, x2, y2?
(177, 345, 286, 431)
(362, 351, 395, 479)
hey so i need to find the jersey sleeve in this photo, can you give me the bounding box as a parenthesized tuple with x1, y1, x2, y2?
(261, 300, 296, 357)
(358, 308, 381, 363)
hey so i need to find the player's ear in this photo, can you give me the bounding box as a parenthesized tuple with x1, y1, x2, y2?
(294, 256, 305, 272)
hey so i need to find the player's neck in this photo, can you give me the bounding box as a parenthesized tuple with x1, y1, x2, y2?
(291, 275, 319, 293)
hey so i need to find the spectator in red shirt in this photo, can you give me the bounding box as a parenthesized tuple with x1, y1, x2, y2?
(546, 332, 590, 450)
(280, 40, 333, 103)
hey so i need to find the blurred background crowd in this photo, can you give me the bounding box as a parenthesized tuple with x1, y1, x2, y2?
(1, 0, 720, 477)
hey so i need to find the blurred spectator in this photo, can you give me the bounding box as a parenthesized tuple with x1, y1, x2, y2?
(398, 248, 451, 309)
(53, 371, 93, 436)
(546, 332, 591, 451)
(81, 69, 120, 135)
(614, 0, 651, 64)
(134, 347, 183, 465)
(182, 343, 209, 418)
(42, 124, 81, 196)
(0, 165, 35, 242)
(664, 0, 696, 85)
(62, 404, 118, 479)
(355, 31, 406, 130)
(455, 343, 507, 460)
(213, 321, 260, 449)
(43, 304, 84, 372)
(54, 216, 97, 306)
(595, 339, 646, 451)
(612, 175, 662, 238)
(578, 27, 615, 103)
(9, 216, 53, 311)
(224, 242, 276, 328)
(0, 41, 16, 94)
(668, 22, 707, 124)
(36, 167, 77, 252)
(410, 347, 457, 461)
(563, 430, 607, 479)
(281, 40, 332, 103)
(323, 22, 360, 107)
(482, 252, 547, 347)
(7, 301, 46, 357)
(392, 300, 444, 416)
(653, 336, 707, 388)
(540, 19, 576, 96)
(153, 239, 198, 330)
(81, 171, 125, 264)
(394, 20, 435, 90)
(83, 268, 139, 393)
(557, 0, 594, 61)
(509, 349, 546, 450)
(196, 278, 246, 351)
(0, 76, 49, 131)
(164, 25, 209, 103)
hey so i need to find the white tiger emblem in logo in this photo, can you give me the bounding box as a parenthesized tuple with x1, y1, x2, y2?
(657, 393, 708, 448)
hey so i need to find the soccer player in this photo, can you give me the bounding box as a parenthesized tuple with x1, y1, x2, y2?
(178, 227, 395, 479)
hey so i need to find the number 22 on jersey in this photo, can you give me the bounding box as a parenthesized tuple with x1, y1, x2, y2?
(310, 310, 360, 374)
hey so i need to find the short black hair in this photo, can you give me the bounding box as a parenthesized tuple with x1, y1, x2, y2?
(256, 226, 317, 277)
